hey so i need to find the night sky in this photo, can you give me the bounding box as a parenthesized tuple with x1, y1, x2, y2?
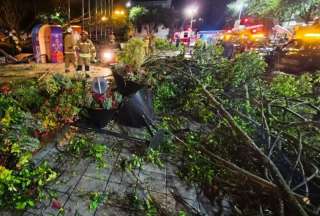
(173, 0, 231, 30)
(69, 0, 231, 30)
(114, 0, 231, 29)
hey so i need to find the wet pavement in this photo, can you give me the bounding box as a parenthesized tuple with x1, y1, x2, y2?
(1, 123, 205, 216)
(0, 63, 112, 82)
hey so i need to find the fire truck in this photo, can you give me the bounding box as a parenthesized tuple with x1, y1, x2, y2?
(221, 17, 275, 52)
(174, 29, 198, 46)
(270, 21, 320, 73)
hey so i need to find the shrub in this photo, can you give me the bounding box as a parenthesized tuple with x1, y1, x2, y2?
(118, 37, 146, 70)
(270, 73, 314, 98)
(68, 135, 108, 168)
(0, 74, 87, 210)
(0, 95, 57, 210)
(13, 81, 44, 111)
(0, 162, 57, 210)
(154, 38, 176, 51)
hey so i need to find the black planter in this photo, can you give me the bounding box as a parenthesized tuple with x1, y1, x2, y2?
(117, 88, 154, 128)
(113, 72, 142, 97)
(109, 72, 155, 128)
(85, 108, 116, 128)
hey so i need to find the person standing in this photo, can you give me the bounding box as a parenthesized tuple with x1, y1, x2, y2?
(174, 33, 180, 48)
(109, 32, 116, 44)
(64, 27, 76, 73)
(222, 40, 235, 59)
(148, 34, 155, 54)
(76, 31, 96, 74)
(143, 35, 150, 56)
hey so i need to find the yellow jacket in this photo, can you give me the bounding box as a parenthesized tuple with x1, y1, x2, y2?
(64, 33, 75, 54)
(76, 39, 96, 58)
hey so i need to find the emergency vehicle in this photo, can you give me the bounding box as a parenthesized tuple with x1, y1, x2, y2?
(221, 17, 275, 50)
(174, 29, 198, 46)
(271, 21, 320, 73)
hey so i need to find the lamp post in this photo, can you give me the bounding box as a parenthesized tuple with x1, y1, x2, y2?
(105, 0, 107, 40)
(95, 0, 98, 40)
(100, 0, 103, 39)
(68, 0, 71, 23)
(88, 0, 91, 38)
(82, 0, 85, 29)
(238, 2, 247, 21)
(126, 1, 131, 8)
(184, 5, 198, 30)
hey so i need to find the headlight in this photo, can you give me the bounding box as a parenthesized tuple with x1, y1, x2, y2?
(102, 50, 114, 62)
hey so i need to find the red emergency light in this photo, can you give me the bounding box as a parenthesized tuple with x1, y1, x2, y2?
(240, 17, 252, 25)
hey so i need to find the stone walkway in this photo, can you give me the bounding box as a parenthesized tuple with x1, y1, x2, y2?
(1, 124, 209, 216)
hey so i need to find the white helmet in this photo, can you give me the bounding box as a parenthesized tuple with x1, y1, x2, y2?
(92, 77, 108, 94)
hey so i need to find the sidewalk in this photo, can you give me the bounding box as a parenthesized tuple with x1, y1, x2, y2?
(1, 124, 203, 216)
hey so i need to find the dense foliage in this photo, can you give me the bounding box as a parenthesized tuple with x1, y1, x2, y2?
(118, 38, 146, 70)
(1, 40, 320, 215)
(0, 0, 67, 32)
(0, 74, 87, 210)
(129, 6, 177, 35)
(228, 0, 320, 22)
(67, 135, 108, 168)
(143, 44, 320, 215)
(154, 38, 179, 51)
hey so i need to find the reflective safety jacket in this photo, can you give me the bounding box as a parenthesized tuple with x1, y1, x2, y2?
(76, 39, 96, 58)
(64, 33, 76, 54)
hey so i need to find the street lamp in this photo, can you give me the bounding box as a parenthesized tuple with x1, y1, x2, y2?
(228, 0, 248, 21)
(82, 0, 85, 29)
(126, 1, 131, 8)
(68, 0, 71, 23)
(114, 9, 125, 16)
(237, 2, 248, 20)
(184, 5, 198, 30)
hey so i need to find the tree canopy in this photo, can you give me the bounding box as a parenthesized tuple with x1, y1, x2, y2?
(0, 0, 66, 32)
(227, 0, 320, 22)
(129, 6, 177, 34)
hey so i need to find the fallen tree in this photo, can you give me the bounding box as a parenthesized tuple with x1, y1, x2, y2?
(142, 46, 320, 215)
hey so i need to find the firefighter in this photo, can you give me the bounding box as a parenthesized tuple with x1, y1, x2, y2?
(175, 34, 181, 48)
(76, 31, 96, 73)
(64, 27, 76, 73)
(222, 40, 235, 59)
(109, 32, 116, 45)
(143, 35, 150, 56)
(148, 34, 155, 54)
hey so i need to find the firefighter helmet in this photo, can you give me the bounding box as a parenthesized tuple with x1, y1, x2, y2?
(81, 31, 89, 36)
(67, 27, 73, 33)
